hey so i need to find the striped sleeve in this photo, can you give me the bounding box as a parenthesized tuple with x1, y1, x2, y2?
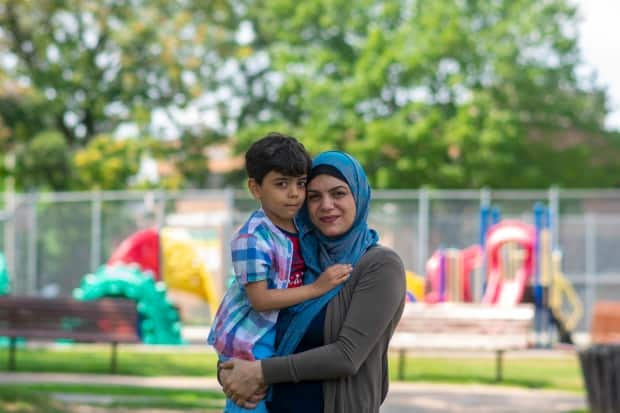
(231, 233, 273, 284)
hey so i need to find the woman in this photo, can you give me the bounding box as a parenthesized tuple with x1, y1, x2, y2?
(221, 151, 406, 413)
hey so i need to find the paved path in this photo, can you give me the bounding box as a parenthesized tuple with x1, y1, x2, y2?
(0, 373, 586, 412)
(382, 382, 586, 413)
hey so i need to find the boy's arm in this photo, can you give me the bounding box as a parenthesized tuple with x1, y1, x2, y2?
(246, 264, 351, 312)
(246, 281, 320, 312)
(232, 232, 313, 312)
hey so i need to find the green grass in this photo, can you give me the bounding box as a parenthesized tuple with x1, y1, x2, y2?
(0, 386, 68, 413)
(389, 354, 585, 393)
(0, 345, 585, 393)
(0, 345, 219, 376)
(0, 346, 587, 411)
(0, 383, 225, 411)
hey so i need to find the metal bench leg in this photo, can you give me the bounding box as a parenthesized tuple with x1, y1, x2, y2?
(398, 349, 406, 381)
(110, 342, 118, 374)
(9, 337, 16, 371)
(495, 350, 504, 382)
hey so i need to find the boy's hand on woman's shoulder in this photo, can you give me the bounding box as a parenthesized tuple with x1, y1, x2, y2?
(314, 264, 352, 293)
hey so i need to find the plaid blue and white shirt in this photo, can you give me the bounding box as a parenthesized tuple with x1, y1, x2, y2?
(208, 209, 293, 360)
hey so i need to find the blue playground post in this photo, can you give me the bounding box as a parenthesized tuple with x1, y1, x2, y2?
(491, 206, 501, 225)
(533, 202, 555, 347)
(479, 207, 490, 248)
(533, 203, 545, 309)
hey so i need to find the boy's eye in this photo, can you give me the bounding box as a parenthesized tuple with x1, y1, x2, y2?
(275, 181, 287, 188)
(297, 181, 306, 188)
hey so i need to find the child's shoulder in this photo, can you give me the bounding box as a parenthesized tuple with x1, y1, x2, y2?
(234, 209, 277, 242)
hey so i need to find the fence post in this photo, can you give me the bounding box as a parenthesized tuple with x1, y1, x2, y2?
(90, 190, 102, 272)
(475, 188, 492, 302)
(155, 190, 167, 230)
(417, 188, 429, 275)
(26, 194, 38, 294)
(548, 186, 560, 249)
(584, 213, 597, 333)
(3, 190, 16, 293)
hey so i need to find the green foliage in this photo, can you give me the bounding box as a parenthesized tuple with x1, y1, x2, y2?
(73, 135, 144, 190)
(224, 0, 620, 189)
(14, 130, 73, 190)
(162, 129, 227, 189)
(1, 0, 618, 190)
(0, 1, 217, 144)
(0, 1, 230, 191)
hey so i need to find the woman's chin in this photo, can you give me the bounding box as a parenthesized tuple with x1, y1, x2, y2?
(318, 226, 346, 237)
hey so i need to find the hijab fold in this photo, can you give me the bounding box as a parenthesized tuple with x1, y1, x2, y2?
(275, 151, 378, 356)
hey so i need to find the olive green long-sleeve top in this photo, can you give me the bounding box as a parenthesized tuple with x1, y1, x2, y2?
(262, 246, 406, 413)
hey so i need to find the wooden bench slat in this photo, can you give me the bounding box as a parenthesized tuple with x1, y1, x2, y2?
(390, 302, 535, 382)
(0, 296, 141, 373)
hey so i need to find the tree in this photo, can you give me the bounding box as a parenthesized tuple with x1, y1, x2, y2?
(161, 129, 227, 189)
(225, 0, 619, 188)
(0, 1, 226, 144)
(73, 134, 144, 190)
(14, 130, 73, 191)
(0, 1, 240, 191)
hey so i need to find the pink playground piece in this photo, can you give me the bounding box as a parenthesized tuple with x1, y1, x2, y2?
(424, 245, 482, 303)
(481, 221, 535, 306)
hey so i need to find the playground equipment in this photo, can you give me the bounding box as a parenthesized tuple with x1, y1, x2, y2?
(549, 250, 583, 334)
(105, 227, 222, 317)
(74, 264, 182, 345)
(0, 252, 9, 295)
(481, 221, 535, 306)
(74, 224, 224, 345)
(108, 229, 161, 281)
(423, 203, 583, 345)
(159, 227, 221, 317)
(405, 271, 425, 302)
(425, 246, 482, 303)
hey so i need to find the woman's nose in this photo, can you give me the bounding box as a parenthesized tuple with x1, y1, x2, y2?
(319, 196, 334, 210)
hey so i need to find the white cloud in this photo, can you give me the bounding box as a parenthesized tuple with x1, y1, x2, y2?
(577, 0, 620, 130)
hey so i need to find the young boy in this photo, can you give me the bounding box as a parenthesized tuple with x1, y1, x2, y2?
(208, 133, 351, 413)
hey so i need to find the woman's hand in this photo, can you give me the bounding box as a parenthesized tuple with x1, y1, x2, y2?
(220, 359, 267, 408)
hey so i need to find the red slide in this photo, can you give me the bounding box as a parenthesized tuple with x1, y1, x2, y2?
(108, 228, 161, 280)
(481, 221, 535, 306)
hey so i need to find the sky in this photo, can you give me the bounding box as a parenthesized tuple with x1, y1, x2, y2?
(577, 0, 620, 130)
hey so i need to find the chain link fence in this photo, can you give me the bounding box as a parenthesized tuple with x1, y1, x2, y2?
(3, 188, 620, 332)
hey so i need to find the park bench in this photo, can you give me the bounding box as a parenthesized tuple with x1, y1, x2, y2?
(0, 296, 140, 373)
(390, 302, 535, 382)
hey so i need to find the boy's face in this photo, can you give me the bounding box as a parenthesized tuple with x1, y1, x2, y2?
(248, 171, 307, 231)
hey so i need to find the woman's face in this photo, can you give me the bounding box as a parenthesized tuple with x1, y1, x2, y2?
(306, 174, 356, 237)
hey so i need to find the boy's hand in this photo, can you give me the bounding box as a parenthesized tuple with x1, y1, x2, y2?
(314, 264, 352, 293)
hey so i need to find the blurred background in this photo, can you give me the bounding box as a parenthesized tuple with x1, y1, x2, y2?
(1, 0, 619, 337)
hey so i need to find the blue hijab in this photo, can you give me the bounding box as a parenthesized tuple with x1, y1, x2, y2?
(275, 151, 379, 356)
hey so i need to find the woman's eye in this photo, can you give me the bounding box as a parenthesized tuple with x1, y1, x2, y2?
(307, 194, 320, 201)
